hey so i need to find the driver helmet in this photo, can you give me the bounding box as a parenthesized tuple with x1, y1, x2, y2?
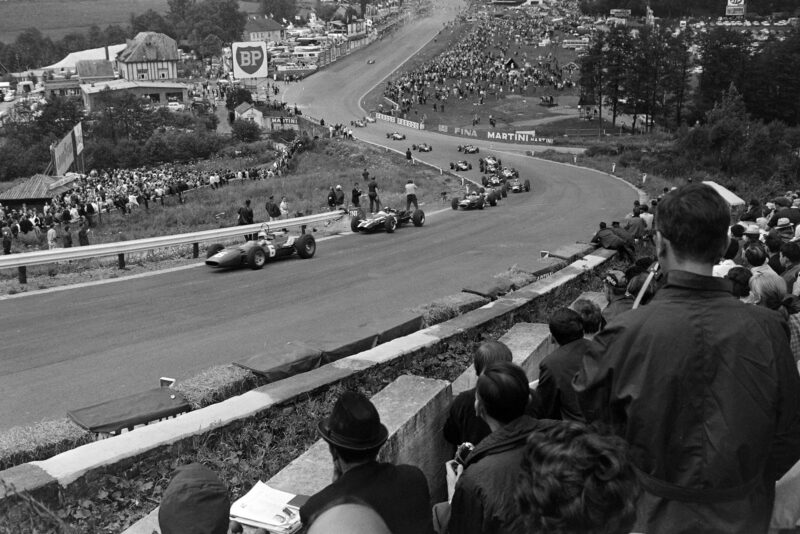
(258, 230, 267, 240)
(383, 206, 390, 212)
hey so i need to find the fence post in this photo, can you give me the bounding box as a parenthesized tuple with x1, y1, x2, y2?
(18, 266, 26, 284)
(118, 253, 126, 269)
(192, 243, 199, 258)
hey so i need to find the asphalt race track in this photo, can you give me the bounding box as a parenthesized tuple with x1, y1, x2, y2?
(0, 1, 636, 430)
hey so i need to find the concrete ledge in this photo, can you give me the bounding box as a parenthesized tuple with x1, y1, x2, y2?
(0, 463, 56, 501)
(1, 245, 618, 515)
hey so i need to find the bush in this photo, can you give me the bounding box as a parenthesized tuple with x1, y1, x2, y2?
(231, 120, 262, 143)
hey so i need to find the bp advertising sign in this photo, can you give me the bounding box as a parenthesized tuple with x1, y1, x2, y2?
(726, 0, 745, 16)
(232, 42, 269, 79)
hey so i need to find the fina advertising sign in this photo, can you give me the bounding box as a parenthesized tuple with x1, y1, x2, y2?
(232, 42, 269, 79)
(726, 0, 745, 16)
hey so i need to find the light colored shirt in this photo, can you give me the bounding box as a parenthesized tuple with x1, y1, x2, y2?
(405, 183, 417, 195)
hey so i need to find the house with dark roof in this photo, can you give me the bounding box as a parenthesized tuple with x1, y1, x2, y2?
(0, 174, 81, 207)
(117, 32, 179, 82)
(243, 16, 285, 42)
(75, 59, 115, 83)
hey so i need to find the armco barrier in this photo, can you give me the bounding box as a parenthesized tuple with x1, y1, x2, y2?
(0, 243, 616, 519)
(0, 211, 346, 283)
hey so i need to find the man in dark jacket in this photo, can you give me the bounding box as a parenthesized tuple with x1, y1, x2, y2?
(602, 270, 633, 324)
(443, 340, 513, 449)
(300, 391, 434, 534)
(447, 362, 558, 534)
(591, 222, 634, 262)
(158, 463, 230, 534)
(574, 183, 800, 534)
(534, 308, 595, 422)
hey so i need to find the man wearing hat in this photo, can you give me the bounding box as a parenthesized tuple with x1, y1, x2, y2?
(300, 391, 434, 534)
(768, 198, 800, 228)
(601, 270, 632, 324)
(775, 217, 795, 242)
(158, 463, 230, 534)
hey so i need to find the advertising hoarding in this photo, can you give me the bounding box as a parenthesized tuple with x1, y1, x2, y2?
(232, 42, 270, 79)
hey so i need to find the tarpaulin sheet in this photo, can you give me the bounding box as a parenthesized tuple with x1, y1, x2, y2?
(67, 388, 191, 434)
(377, 316, 424, 344)
(235, 341, 325, 381)
(319, 334, 379, 362)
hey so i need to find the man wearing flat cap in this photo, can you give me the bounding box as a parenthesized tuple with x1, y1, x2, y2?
(299, 390, 434, 534)
(158, 463, 230, 534)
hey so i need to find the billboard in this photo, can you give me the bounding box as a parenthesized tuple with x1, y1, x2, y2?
(52, 131, 75, 177)
(609, 9, 631, 17)
(232, 42, 269, 79)
(726, 0, 745, 16)
(73, 122, 84, 155)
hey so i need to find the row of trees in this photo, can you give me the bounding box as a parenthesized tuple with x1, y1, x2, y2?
(579, 0, 799, 17)
(260, 0, 368, 24)
(0, 0, 246, 73)
(579, 26, 800, 132)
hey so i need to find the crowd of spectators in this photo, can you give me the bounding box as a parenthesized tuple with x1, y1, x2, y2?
(383, 10, 580, 121)
(0, 139, 306, 253)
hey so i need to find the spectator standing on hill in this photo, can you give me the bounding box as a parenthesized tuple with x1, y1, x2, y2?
(574, 183, 800, 534)
(362, 168, 370, 182)
(78, 224, 90, 246)
(534, 308, 596, 422)
(742, 199, 762, 222)
(327, 186, 337, 211)
(441, 362, 558, 534)
(334, 185, 345, 209)
(406, 147, 413, 165)
(62, 225, 73, 248)
(625, 208, 647, 243)
(515, 422, 639, 534)
(443, 340, 513, 449)
(265, 195, 281, 221)
(571, 298, 605, 337)
(610, 221, 634, 249)
(299, 391, 434, 534)
(238, 199, 254, 240)
(279, 196, 289, 219)
(745, 244, 775, 276)
(46, 224, 57, 250)
(367, 178, 380, 213)
(405, 179, 418, 211)
(2, 223, 11, 255)
(351, 182, 362, 209)
(766, 233, 785, 274)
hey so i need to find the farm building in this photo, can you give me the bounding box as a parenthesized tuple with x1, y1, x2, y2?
(117, 32, 180, 82)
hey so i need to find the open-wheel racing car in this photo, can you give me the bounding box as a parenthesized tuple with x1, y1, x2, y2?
(451, 188, 499, 210)
(386, 132, 406, 140)
(353, 118, 367, 127)
(450, 160, 473, 171)
(412, 143, 433, 152)
(479, 155, 501, 173)
(506, 176, 531, 193)
(499, 166, 519, 179)
(205, 224, 316, 270)
(351, 207, 425, 233)
(457, 144, 480, 154)
(482, 174, 505, 188)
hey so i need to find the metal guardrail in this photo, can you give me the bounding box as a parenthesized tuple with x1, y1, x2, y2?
(0, 211, 347, 281)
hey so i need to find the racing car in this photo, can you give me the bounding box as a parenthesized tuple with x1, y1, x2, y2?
(351, 207, 425, 233)
(482, 174, 505, 188)
(457, 144, 480, 154)
(450, 188, 499, 210)
(499, 166, 519, 179)
(386, 132, 406, 140)
(449, 160, 473, 171)
(205, 225, 316, 270)
(412, 143, 433, 152)
(506, 177, 531, 193)
(365, 115, 376, 123)
(353, 119, 367, 127)
(479, 155, 501, 173)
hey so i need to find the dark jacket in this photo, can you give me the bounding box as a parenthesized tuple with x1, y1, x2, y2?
(574, 270, 800, 534)
(300, 461, 433, 534)
(602, 293, 634, 324)
(534, 338, 598, 422)
(769, 207, 800, 228)
(591, 227, 625, 249)
(449, 416, 557, 534)
(625, 216, 647, 239)
(443, 388, 491, 448)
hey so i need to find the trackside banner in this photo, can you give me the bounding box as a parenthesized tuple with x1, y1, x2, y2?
(374, 113, 425, 129)
(376, 112, 395, 123)
(438, 125, 554, 144)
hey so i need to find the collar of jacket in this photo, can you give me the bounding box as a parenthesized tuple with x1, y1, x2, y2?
(463, 416, 547, 468)
(662, 270, 733, 294)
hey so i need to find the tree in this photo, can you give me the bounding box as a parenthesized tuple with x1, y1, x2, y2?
(662, 29, 692, 128)
(130, 10, 175, 37)
(59, 32, 87, 54)
(578, 31, 606, 124)
(744, 28, 800, 127)
(705, 85, 750, 175)
(226, 87, 252, 111)
(104, 24, 130, 45)
(231, 119, 261, 142)
(601, 25, 631, 127)
(86, 25, 105, 48)
(261, 0, 296, 23)
(694, 28, 751, 119)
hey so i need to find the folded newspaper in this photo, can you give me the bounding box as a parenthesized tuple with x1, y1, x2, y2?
(229, 481, 308, 533)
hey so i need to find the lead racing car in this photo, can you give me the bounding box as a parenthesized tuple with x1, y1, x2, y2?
(386, 132, 406, 140)
(479, 155, 501, 173)
(506, 176, 531, 193)
(457, 144, 480, 154)
(351, 207, 425, 233)
(205, 225, 316, 270)
(412, 143, 433, 152)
